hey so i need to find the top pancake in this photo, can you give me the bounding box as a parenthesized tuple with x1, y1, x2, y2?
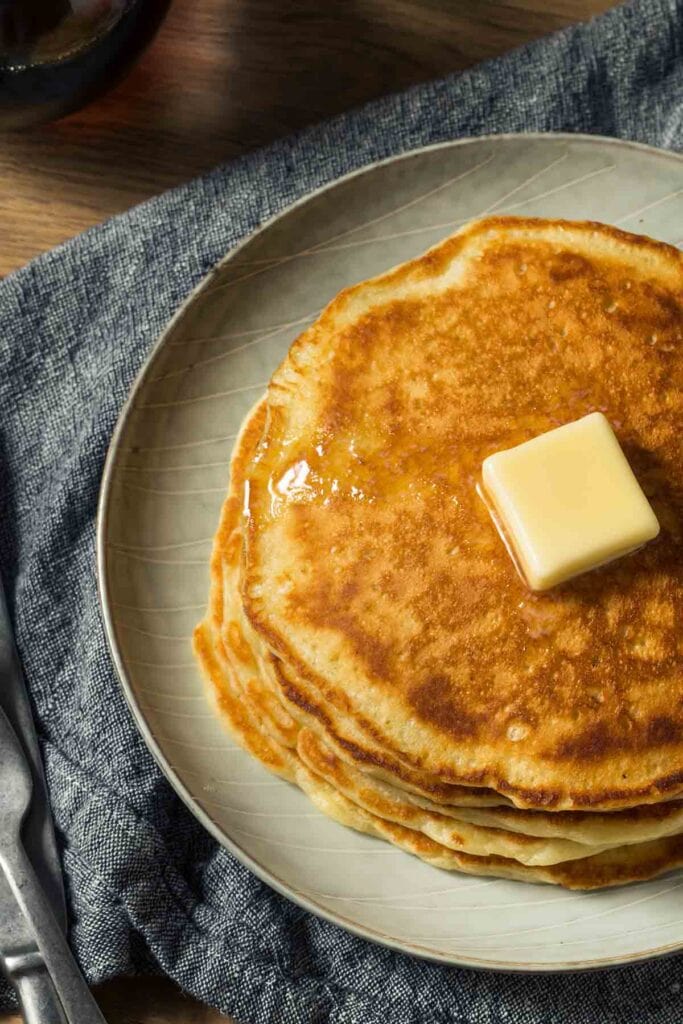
(242, 216, 683, 811)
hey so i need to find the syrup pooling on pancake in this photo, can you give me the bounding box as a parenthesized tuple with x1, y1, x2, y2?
(243, 217, 683, 810)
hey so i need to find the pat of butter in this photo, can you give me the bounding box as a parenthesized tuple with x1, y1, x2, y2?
(482, 412, 660, 591)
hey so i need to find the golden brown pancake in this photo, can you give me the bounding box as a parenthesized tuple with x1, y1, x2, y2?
(295, 729, 615, 865)
(194, 392, 683, 887)
(298, 774, 683, 891)
(197, 594, 683, 889)
(193, 401, 683, 885)
(214, 403, 518, 808)
(253, 624, 518, 807)
(196, 600, 683, 888)
(241, 217, 683, 812)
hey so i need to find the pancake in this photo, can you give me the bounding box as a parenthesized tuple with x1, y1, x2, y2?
(251, 619, 517, 808)
(299, 772, 683, 891)
(295, 729, 616, 865)
(193, 404, 683, 885)
(197, 600, 683, 888)
(214, 401, 516, 807)
(241, 216, 683, 812)
(194, 395, 683, 888)
(196, 605, 683, 888)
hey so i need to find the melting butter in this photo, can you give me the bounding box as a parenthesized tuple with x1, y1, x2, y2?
(482, 412, 660, 591)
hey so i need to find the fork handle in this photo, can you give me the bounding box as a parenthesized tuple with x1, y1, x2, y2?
(0, 841, 107, 1024)
(3, 946, 67, 1024)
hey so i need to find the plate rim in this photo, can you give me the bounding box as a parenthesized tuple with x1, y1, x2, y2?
(96, 131, 683, 974)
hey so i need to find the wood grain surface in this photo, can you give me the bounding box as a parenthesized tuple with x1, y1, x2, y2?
(0, 0, 616, 279)
(1, 0, 613, 1021)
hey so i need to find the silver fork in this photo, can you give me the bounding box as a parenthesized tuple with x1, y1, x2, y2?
(0, 706, 108, 1023)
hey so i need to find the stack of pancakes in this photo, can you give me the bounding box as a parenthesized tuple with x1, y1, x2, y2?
(194, 217, 683, 889)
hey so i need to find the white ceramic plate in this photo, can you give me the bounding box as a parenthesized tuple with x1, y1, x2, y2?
(98, 133, 683, 972)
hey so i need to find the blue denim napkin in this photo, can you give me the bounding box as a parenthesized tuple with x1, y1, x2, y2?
(1, 0, 683, 1020)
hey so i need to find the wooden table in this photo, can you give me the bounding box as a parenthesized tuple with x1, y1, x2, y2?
(0, 0, 614, 1018)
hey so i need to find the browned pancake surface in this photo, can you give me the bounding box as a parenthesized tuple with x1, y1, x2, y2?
(193, 392, 683, 887)
(243, 217, 683, 809)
